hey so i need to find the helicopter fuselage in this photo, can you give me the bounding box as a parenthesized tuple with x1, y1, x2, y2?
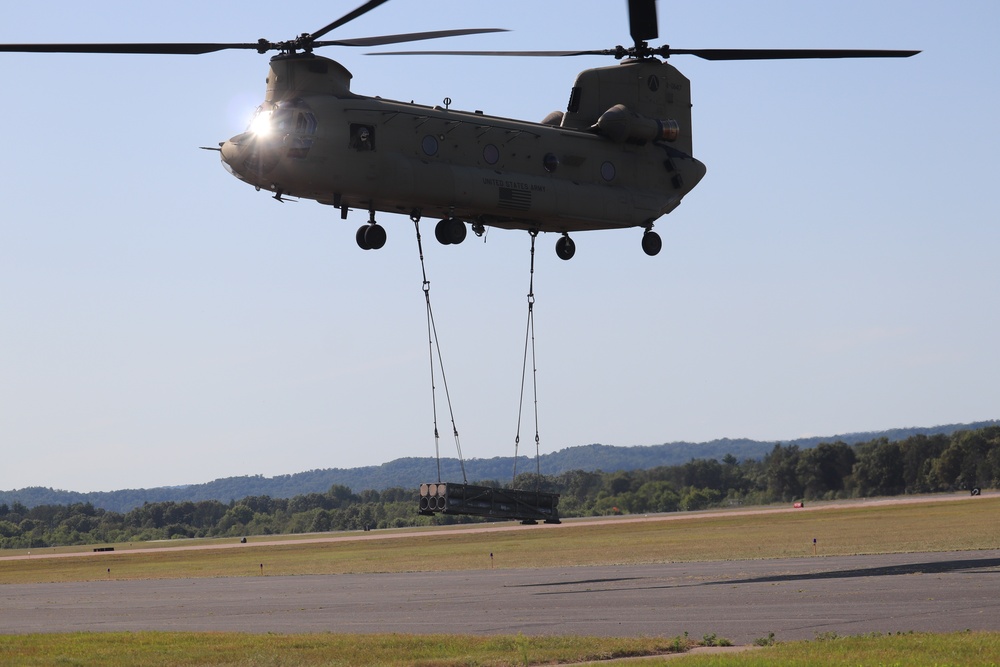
(220, 53, 706, 251)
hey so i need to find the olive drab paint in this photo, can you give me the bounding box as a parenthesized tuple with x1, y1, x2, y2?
(219, 52, 707, 253)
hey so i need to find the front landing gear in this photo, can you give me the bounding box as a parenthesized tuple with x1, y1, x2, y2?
(555, 233, 576, 260)
(641, 229, 662, 256)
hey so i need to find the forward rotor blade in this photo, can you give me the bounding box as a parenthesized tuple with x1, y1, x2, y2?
(367, 49, 610, 57)
(664, 48, 920, 60)
(0, 42, 262, 55)
(309, 0, 393, 42)
(317, 28, 508, 48)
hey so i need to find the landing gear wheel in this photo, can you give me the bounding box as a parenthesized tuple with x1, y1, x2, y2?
(365, 223, 386, 250)
(435, 217, 467, 245)
(435, 219, 451, 245)
(356, 225, 371, 250)
(448, 218, 467, 245)
(357, 223, 385, 250)
(641, 230, 662, 256)
(555, 235, 576, 261)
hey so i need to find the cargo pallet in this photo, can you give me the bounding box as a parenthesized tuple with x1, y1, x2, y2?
(418, 482, 560, 524)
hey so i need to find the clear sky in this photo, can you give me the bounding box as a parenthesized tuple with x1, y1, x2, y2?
(1, 1, 997, 493)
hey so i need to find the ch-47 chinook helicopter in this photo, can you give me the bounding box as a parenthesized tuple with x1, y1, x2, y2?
(1, 0, 917, 260)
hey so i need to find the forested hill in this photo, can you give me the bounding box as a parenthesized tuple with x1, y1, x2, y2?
(4, 421, 996, 513)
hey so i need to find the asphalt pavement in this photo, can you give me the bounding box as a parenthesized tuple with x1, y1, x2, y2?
(3, 549, 999, 643)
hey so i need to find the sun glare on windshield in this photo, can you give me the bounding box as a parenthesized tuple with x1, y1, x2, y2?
(248, 106, 274, 137)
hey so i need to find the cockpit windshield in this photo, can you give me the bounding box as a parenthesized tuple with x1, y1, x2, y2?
(247, 100, 317, 138)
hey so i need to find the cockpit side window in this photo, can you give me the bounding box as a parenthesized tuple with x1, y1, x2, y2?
(350, 123, 375, 151)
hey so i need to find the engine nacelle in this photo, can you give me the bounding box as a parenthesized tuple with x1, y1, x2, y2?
(594, 104, 679, 144)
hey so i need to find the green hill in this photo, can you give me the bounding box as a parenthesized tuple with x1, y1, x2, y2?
(3, 420, 995, 513)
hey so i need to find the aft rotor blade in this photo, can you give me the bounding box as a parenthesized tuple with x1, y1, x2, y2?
(628, 0, 658, 44)
(0, 42, 263, 55)
(309, 0, 393, 42)
(317, 28, 508, 48)
(369, 47, 920, 60)
(664, 48, 920, 60)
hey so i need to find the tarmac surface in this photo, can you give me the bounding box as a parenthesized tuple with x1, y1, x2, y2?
(3, 549, 999, 643)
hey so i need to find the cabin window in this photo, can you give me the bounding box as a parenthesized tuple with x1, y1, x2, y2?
(543, 153, 559, 173)
(421, 135, 439, 157)
(350, 124, 375, 151)
(483, 144, 499, 165)
(601, 161, 616, 182)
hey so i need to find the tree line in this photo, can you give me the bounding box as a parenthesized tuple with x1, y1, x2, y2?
(9, 422, 995, 512)
(2, 425, 997, 549)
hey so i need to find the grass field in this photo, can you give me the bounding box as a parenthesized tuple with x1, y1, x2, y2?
(1, 630, 999, 666)
(1, 494, 997, 584)
(2, 494, 998, 665)
(651, 631, 1000, 666)
(0, 632, 692, 666)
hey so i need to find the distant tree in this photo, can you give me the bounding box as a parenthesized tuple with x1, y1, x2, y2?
(796, 442, 855, 499)
(764, 444, 804, 501)
(852, 439, 905, 496)
(680, 487, 722, 511)
(682, 459, 723, 490)
(931, 427, 1000, 490)
(603, 471, 637, 496)
(326, 485, 359, 508)
(632, 481, 680, 513)
(553, 470, 603, 515)
(0, 520, 19, 538)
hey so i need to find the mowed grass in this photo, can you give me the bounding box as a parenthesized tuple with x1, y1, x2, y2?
(1, 494, 997, 585)
(657, 631, 1000, 667)
(1, 631, 999, 666)
(0, 632, 691, 666)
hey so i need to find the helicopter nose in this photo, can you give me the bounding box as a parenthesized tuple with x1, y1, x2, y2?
(222, 132, 272, 184)
(220, 131, 280, 184)
(219, 133, 249, 177)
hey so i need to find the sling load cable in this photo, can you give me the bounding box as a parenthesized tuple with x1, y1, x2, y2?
(512, 230, 542, 492)
(413, 218, 467, 485)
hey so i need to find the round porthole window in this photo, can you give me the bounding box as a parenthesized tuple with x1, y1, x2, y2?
(543, 153, 559, 173)
(601, 161, 616, 181)
(483, 144, 499, 165)
(422, 135, 439, 156)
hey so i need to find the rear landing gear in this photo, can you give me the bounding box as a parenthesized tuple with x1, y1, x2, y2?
(555, 233, 576, 260)
(641, 230, 662, 256)
(435, 217, 467, 245)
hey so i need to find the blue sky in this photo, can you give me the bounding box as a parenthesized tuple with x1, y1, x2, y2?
(1, 1, 997, 492)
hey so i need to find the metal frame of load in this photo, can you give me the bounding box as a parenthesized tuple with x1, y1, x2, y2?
(419, 482, 561, 524)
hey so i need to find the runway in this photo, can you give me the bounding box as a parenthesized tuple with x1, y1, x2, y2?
(2, 549, 999, 643)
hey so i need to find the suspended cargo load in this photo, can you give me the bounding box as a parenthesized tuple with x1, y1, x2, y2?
(419, 482, 560, 524)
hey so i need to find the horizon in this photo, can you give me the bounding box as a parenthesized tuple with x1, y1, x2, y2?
(5, 418, 995, 495)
